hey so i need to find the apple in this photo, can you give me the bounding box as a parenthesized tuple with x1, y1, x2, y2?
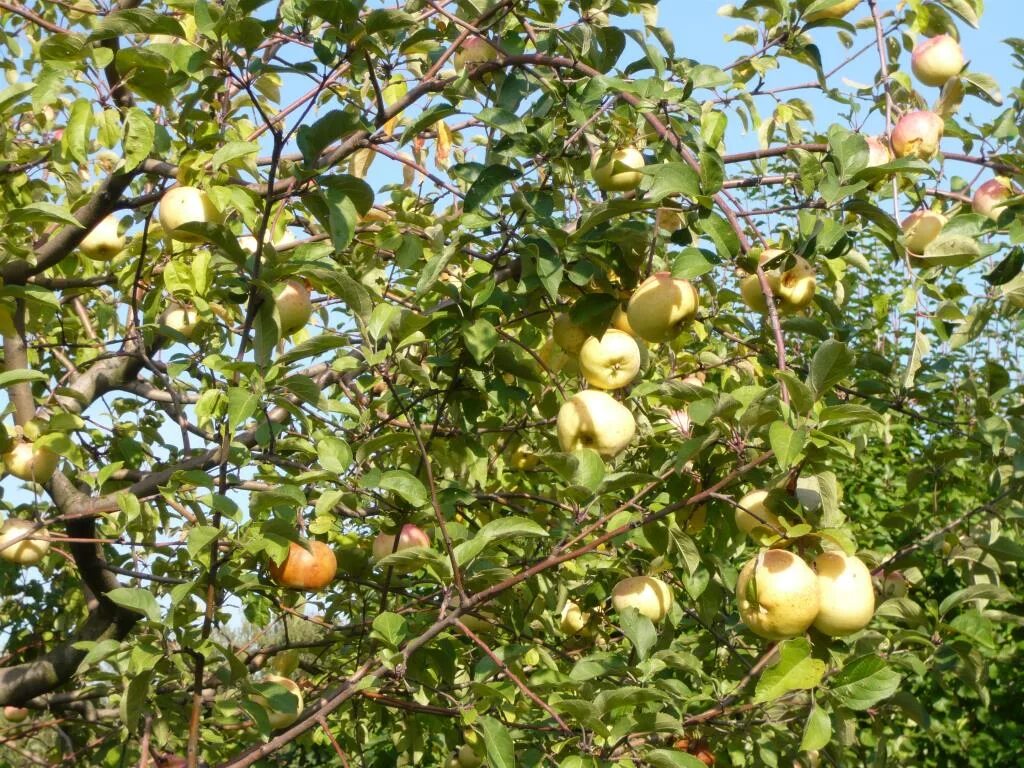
(803, 0, 859, 22)
(911, 34, 965, 87)
(610, 305, 637, 337)
(973, 177, 1015, 222)
(268, 539, 337, 590)
(3, 440, 58, 484)
(538, 338, 577, 375)
(611, 575, 673, 622)
(158, 186, 220, 243)
(591, 146, 645, 192)
(625, 272, 699, 343)
(559, 600, 589, 635)
(509, 445, 538, 471)
(240, 230, 297, 255)
(676, 504, 707, 534)
(733, 489, 781, 537)
(775, 255, 816, 312)
(739, 271, 780, 315)
(901, 210, 947, 254)
(0, 519, 49, 565)
(865, 135, 892, 167)
(656, 205, 686, 234)
(275, 279, 313, 335)
(890, 111, 944, 161)
(372, 524, 431, 561)
(813, 551, 875, 636)
(556, 390, 636, 458)
(454, 36, 498, 72)
(159, 303, 200, 340)
(578, 329, 641, 390)
(79, 214, 125, 261)
(737, 549, 820, 640)
(452, 745, 482, 768)
(552, 313, 588, 354)
(3, 706, 28, 723)
(254, 675, 303, 730)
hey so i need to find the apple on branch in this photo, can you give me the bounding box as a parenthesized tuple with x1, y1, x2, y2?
(252, 674, 304, 730)
(3, 438, 58, 484)
(611, 575, 674, 622)
(736, 549, 820, 640)
(590, 146, 645, 193)
(158, 186, 220, 243)
(159, 303, 201, 341)
(901, 210, 947, 254)
(454, 36, 499, 73)
(911, 34, 965, 87)
(275, 279, 313, 336)
(733, 489, 783, 538)
(626, 272, 699, 343)
(802, 0, 860, 23)
(79, 214, 125, 261)
(973, 177, 1016, 222)
(864, 135, 892, 167)
(3, 706, 28, 723)
(372, 524, 431, 571)
(578, 329, 642, 390)
(552, 312, 588, 354)
(0, 519, 49, 565)
(891, 111, 944, 161)
(813, 550, 876, 636)
(268, 539, 337, 591)
(556, 390, 636, 458)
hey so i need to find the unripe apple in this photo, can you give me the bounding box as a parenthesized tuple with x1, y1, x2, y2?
(79, 214, 125, 261)
(736, 549, 820, 640)
(552, 313, 588, 354)
(455, 745, 483, 768)
(734, 489, 781, 537)
(539, 338, 577, 375)
(275, 279, 313, 335)
(559, 600, 589, 635)
(509, 445, 538, 471)
(591, 146, 645, 192)
(3, 440, 58, 484)
(254, 675, 303, 730)
(578, 329, 641, 390)
(890, 111, 944, 161)
(268, 540, 337, 591)
(626, 272, 699, 342)
(901, 210, 947, 254)
(454, 36, 498, 72)
(3, 706, 28, 723)
(556, 390, 636, 458)
(0, 519, 49, 565)
(611, 575, 674, 622)
(865, 135, 892, 167)
(159, 303, 200, 340)
(803, 0, 859, 22)
(911, 34, 965, 87)
(158, 186, 220, 243)
(676, 504, 707, 534)
(610, 305, 637, 337)
(813, 551, 875, 636)
(776, 255, 816, 313)
(372, 524, 431, 561)
(656, 205, 686, 234)
(739, 271, 780, 315)
(972, 177, 1015, 222)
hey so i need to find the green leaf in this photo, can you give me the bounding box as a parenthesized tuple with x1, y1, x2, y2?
(808, 339, 853, 397)
(754, 638, 826, 703)
(10, 202, 84, 228)
(454, 516, 548, 566)
(186, 525, 221, 559)
(938, 583, 1014, 616)
(961, 71, 1002, 105)
(646, 750, 709, 768)
(774, 371, 816, 415)
(617, 607, 657, 661)
(829, 654, 902, 710)
(462, 319, 498, 364)
(61, 98, 92, 165)
(226, 387, 259, 432)
(0, 369, 49, 388)
(464, 164, 520, 213)
(801, 704, 832, 752)
(645, 161, 700, 201)
(211, 140, 259, 171)
(900, 331, 930, 389)
(371, 612, 407, 647)
(297, 110, 362, 166)
(479, 716, 515, 768)
(123, 108, 155, 170)
(769, 421, 807, 469)
(317, 437, 352, 474)
(106, 587, 161, 622)
(378, 469, 428, 508)
(671, 248, 716, 280)
(921, 233, 982, 267)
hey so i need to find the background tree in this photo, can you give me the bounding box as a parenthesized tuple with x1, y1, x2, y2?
(0, 0, 1021, 766)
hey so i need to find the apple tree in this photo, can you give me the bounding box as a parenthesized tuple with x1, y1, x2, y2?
(0, 0, 1021, 765)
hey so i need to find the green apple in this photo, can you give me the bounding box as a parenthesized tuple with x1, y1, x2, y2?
(591, 146, 645, 192)
(254, 675, 303, 730)
(911, 34, 965, 87)
(79, 214, 125, 261)
(739, 271, 780, 314)
(813, 551, 875, 636)
(559, 600, 589, 635)
(159, 303, 200, 340)
(625, 272, 699, 343)
(275, 279, 313, 335)
(736, 549, 820, 640)
(552, 313, 587, 354)
(734, 489, 781, 537)
(3, 440, 58, 484)
(158, 186, 220, 243)
(0, 519, 49, 565)
(611, 575, 673, 622)
(901, 210, 947, 254)
(556, 390, 636, 458)
(578, 329, 641, 390)
(776, 255, 816, 312)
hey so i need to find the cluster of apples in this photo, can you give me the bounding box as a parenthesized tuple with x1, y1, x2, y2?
(733, 490, 875, 639)
(738, 248, 817, 316)
(0, 425, 58, 567)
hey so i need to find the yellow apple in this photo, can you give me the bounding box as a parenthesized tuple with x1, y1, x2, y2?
(254, 675, 303, 730)
(159, 303, 200, 340)
(3, 706, 28, 723)
(625, 272, 699, 342)
(578, 329, 641, 390)
(158, 186, 220, 243)
(739, 271, 780, 314)
(736, 549, 820, 640)
(0, 519, 49, 565)
(611, 575, 673, 622)
(79, 214, 125, 261)
(813, 551, 875, 636)
(611, 305, 637, 337)
(509, 445, 538, 470)
(275, 279, 312, 335)
(556, 390, 636, 458)
(890, 111, 944, 161)
(591, 146, 645, 192)
(455, 745, 483, 768)
(776, 255, 816, 312)
(803, 0, 859, 22)
(734, 489, 781, 537)
(539, 338, 577, 375)
(901, 210, 947, 254)
(559, 600, 589, 635)
(3, 440, 58, 484)
(911, 34, 965, 87)
(656, 205, 686, 234)
(552, 313, 587, 354)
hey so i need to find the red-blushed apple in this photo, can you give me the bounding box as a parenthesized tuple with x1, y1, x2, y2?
(611, 575, 674, 622)
(973, 177, 1016, 222)
(3, 706, 28, 723)
(911, 34, 965, 87)
(625, 272, 699, 342)
(591, 146, 645, 192)
(803, 0, 859, 22)
(3, 440, 58, 484)
(79, 214, 125, 261)
(275, 279, 313, 335)
(556, 389, 636, 458)
(268, 539, 337, 590)
(158, 186, 220, 243)
(372, 524, 431, 562)
(813, 551, 876, 636)
(890, 111, 944, 160)
(736, 549, 820, 640)
(901, 210, 947, 253)
(865, 135, 892, 167)
(0, 519, 49, 565)
(454, 36, 499, 72)
(253, 674, 303, 730)
(578, 329, 642, 390)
